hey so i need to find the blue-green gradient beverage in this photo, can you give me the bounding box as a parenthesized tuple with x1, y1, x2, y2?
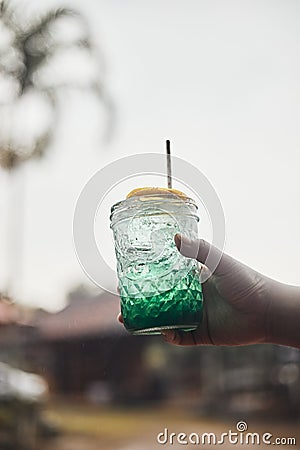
(110, 188, 203, 335)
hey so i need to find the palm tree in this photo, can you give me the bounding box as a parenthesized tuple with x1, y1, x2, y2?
(0, 0, 112, 169)
(0, 0, 112, 296)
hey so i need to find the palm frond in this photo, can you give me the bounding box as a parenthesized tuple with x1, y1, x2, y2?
(0, 0, 10, 16)
(21, 8, 77, 42)
(0, 127, 53, 170)
(15, 9, 78, 93)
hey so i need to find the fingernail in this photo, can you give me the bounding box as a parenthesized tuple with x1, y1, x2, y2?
(117, 313, 123, 324)
(181, 235, 192, 246)
(174, 233, 181, 249)
(161, 330, 175, 342)
(176, 234, 193, 250)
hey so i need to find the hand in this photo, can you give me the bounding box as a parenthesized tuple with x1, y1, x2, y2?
(118, 234, 300, 348)
(160, 234, 272, 346)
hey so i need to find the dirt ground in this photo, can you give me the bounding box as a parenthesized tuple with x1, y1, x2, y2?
(40, 402, 300, 450)
(43, 430, 300, 450)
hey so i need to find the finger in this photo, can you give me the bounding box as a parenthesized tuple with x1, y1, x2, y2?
(117, 313, 124, 324)
(174, 234, 237, 277)
(174, 233, 220, 268)
(161, 328, 212, 346)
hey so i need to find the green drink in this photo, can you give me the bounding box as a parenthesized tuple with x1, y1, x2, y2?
(120, 268, 203, 334)
(110, 187, 203, 335)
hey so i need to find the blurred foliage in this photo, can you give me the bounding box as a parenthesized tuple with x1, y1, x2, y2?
(0, 0, 113, 170)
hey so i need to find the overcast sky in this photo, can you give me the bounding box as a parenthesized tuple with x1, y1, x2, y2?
(1, 0, 300, 311)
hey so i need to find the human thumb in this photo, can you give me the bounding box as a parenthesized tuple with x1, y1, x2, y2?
(174, 234, 226, 276)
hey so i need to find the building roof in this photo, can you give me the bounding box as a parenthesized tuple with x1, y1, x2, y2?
(31, 292, 126, 341)
(0, 296, 20, 325)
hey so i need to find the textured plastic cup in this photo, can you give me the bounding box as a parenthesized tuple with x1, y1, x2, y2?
(110, 190, 203, 335)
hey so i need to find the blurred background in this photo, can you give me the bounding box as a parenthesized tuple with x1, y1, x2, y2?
(0, 0, 299, 448)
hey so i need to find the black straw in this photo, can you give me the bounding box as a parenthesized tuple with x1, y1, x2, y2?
(166, 139, 172, 189)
